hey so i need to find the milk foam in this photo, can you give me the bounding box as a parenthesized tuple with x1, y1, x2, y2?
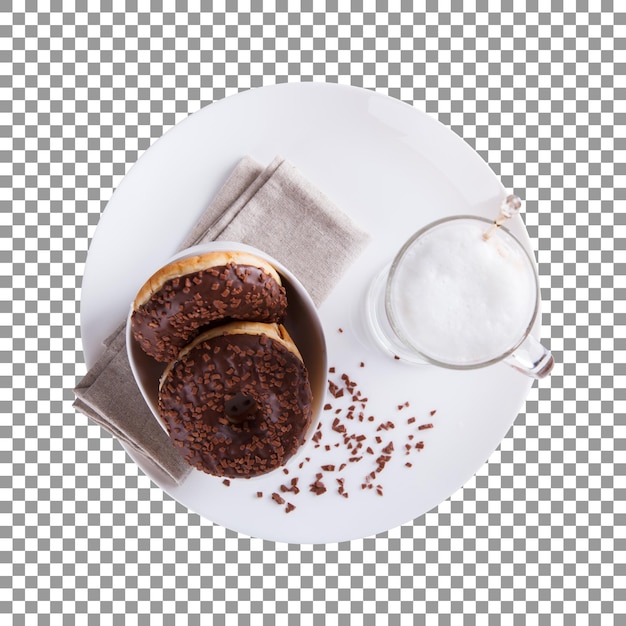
(389, 220, 536, 365)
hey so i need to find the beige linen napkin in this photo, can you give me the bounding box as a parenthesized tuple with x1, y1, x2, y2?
(74, 156, 370, 484)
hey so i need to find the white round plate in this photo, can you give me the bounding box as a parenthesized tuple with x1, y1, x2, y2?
(81, 82, 537, 544)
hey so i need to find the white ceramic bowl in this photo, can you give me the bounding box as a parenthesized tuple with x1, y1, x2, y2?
(126, 242, 328, 470)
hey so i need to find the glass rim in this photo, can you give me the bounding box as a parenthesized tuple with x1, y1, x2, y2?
(384, 214, 541, 370)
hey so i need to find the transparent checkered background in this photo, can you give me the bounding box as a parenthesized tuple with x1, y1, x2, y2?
(2, 2, 624, 622)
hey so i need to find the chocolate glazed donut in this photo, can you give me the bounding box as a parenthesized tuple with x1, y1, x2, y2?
(131, 251, 288, 363)
(158, 322, 313, 478)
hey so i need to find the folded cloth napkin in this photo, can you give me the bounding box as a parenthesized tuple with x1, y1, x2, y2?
(73, 156, 371, 485)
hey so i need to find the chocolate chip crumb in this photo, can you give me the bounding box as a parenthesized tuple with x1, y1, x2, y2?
(285, 502, 296, 513)
(418, 423, 434, 430)
(223, 479, 230, 486)
(257, 491, 263, 498)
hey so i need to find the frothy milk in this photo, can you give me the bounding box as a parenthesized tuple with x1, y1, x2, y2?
(387, 219, 537, 366)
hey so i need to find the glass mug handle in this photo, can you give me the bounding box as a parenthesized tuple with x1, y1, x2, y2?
(506, 334, 554, 379)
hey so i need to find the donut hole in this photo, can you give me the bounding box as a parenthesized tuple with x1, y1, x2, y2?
(224, 391, 258, 424)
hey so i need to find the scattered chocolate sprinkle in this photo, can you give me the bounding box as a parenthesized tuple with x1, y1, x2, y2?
(321, 464, 335, 471)
(323, 403, 333, 411)
(331, 418, 346, 434)
(285, 502, 296, 513)
(360, 362, 365, 367)
(394, 355, 400, 360)
(376, 485, 383, 496)
(328, 380, 345, 398)
(309, 474, 327, 495)
(256, 491, 263, 498)
(418, 423, 434, 430)
(405, 462, 412, 468)
(382, 442, 394, 455)
(329, 367, 336, 373)
(430, 410, 437, 416)
(415, 441, 425, 450)
(272, 492, 285, 505)
(279, 477, 300, 494)
(283, 468, 289, 474)
(338, 328, 344, 333)
(223, 479, 230, 486)
(408, 417, 416, 424)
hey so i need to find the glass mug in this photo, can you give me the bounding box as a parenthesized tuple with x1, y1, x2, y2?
(366, 215, 554, 379)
